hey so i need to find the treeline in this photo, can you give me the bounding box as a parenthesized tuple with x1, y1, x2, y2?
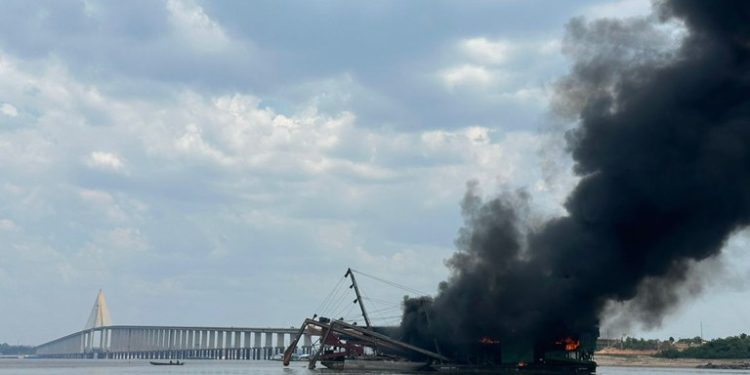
(598, 336, 700, 351)
(0, 343, 35, 355)
(657, 334, 750, 359)
(620, 337, 665, 350)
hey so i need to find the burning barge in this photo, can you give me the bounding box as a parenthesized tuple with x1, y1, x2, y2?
(282, 269, 596, 373)
(283, 316, 596, 373)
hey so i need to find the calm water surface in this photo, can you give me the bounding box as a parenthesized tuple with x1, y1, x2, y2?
(1, 360, 749, 375)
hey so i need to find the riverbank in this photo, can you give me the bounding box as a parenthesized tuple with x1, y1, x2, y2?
(596, 354, 750, 368)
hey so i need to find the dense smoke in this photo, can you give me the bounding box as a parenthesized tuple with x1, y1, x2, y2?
(401, 0, 750, 360)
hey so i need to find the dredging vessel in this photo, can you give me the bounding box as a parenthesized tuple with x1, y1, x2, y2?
(282, 268, 596, 373)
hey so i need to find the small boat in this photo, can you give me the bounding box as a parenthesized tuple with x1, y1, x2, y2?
(149, 360, 184, 366)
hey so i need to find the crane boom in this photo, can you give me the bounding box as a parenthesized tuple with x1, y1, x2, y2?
(345, 268, 371, 328)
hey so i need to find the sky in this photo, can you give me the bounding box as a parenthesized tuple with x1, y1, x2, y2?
(0, 0, 748, 345)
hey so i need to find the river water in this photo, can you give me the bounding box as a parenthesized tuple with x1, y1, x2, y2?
(0, 360, 749, 375)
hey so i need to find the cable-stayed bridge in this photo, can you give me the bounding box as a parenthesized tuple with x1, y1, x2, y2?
(35, 291, 312, 360)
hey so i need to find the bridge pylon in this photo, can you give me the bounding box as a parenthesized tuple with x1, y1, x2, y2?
(84, 289, 112, 330)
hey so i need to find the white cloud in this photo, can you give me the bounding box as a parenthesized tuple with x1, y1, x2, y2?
(76, 227, 151, 279)
(80, 227, 150, 258)
(0, 218, 19, 231)
(537, 39, 562, 56)
(0, 44, 574, 250)
(464, 126, 491, 144)
(437, 36, 565, 106)
(103, 227, 150, 253)
(0, 23, 579, 342)
(86, 151, 124, 171)
(440, 64, 495, 88)
(77, 188, 145, 222)
(166, 0, 231, 53)
(174, 123, 233, 165)
(78, 189, 115, 205)
(1, 102, 18, 117)
(0, 134, 53, 168)
(461, 37, 512, 65)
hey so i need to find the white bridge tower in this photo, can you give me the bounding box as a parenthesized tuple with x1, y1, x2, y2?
(85, 289, 112, 330)
(83, 289, 112, 356)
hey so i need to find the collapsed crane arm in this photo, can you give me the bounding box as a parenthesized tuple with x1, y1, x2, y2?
(282, 318, 450, 368)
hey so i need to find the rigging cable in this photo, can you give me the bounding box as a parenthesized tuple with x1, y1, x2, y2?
(314, 275, 345, 317)
(350, 269, 428, 296)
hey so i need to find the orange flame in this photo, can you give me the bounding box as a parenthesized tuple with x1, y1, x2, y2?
(479, 336, 500, 345)
(555, 337, 580, 351)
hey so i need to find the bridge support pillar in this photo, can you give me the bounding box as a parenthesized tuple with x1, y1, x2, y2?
(276, 332, 285, 355)
(243, 332, 251, 360)
(264, 332, 272, 359)
(303, 333, 312, 354)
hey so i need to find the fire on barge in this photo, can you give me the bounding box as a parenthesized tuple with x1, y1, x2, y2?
(282, 269, 596, 373)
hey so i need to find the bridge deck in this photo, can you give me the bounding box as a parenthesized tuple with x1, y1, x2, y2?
(36, 325, 312, 360)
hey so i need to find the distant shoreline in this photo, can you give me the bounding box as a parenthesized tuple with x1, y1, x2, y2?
(596, 354, 750, 368)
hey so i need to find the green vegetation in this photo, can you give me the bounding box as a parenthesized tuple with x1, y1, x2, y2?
(657, 334, 750, 359)
(598, 334, 750, 359)
(620, 337, 663, 351)
(0, 343, 35, 355)
(676, 337, 704, 346)
(597, 336, 676, 351)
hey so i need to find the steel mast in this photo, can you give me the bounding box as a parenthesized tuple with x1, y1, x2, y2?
(345, 268, 371, 328)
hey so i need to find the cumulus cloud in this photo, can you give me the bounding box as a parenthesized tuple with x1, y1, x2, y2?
(174, 123, 232, 165)
(440, 65, 496, 88)
(90, 227, 150, 255)
(461, 37, 513, 65)
(165, 0, 230, 53)
(0, 218, 19, 231)
(77, 227, 151, 280)
(86, 151, 124, 171)
(79, 189, 115, 205)
(1, 102, 18, 117)
(435, 36, 567, 117)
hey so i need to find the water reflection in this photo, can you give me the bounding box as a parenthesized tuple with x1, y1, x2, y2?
(0, 360, 749, 375)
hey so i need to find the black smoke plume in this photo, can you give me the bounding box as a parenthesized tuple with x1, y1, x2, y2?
(400, 0, 750, 361)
